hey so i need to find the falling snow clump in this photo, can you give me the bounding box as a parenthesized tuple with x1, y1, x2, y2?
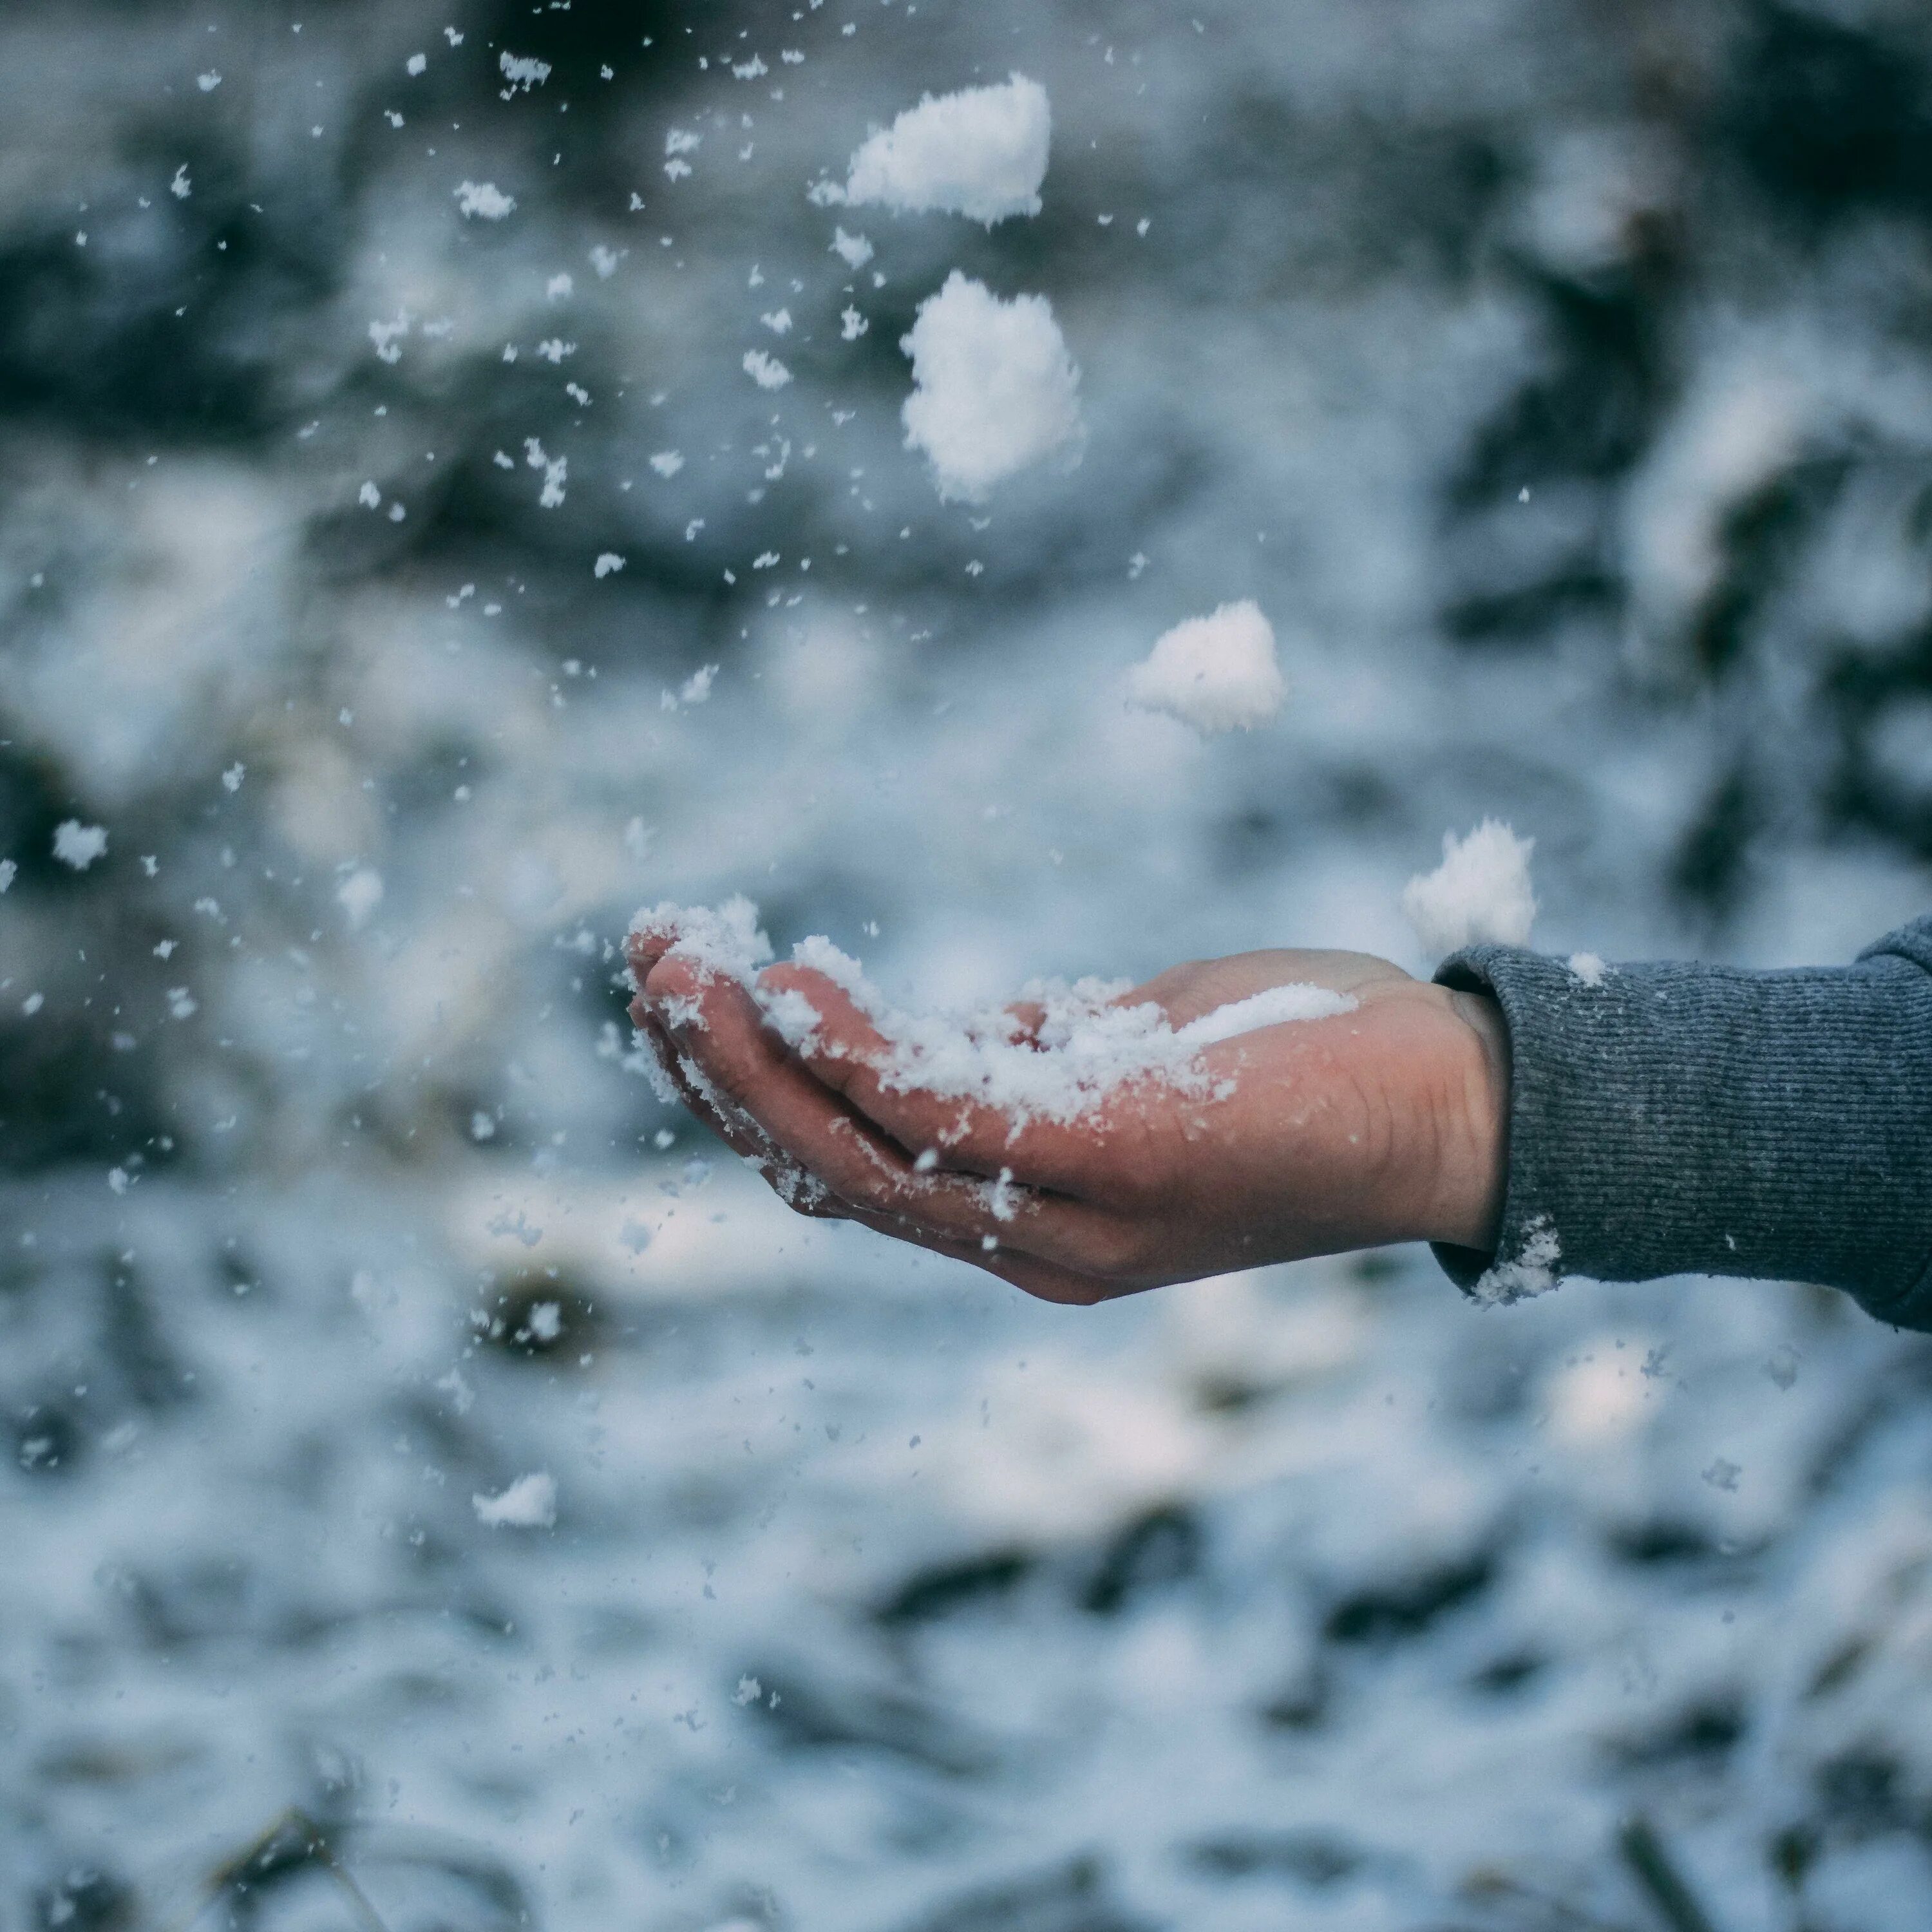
(829, 75, 1051, 225)
(473, 1472, 558, 1530)
(52, 820, 108, 870)
(1126, 601, 1285, 734)
(900, 273, 1081, 502)
(1402, 820, 1538, 954)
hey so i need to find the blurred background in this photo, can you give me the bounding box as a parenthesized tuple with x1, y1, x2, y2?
(4, 0, 1932, 1925)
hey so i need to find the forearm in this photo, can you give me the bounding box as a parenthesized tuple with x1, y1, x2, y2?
(1430, 917, 1932, 1331)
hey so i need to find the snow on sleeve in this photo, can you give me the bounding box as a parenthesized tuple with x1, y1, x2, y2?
(1401, 820, 1538, 954)
(1126, 601, 1285, 734)
(454, 181, 516, 220)
(832, 75, 1050, 225)
(900, 273, 1081, 502)
(52, 820, 108, 870)
(472, 1472, 557, 1530)
(631, 900, 1353, 1127)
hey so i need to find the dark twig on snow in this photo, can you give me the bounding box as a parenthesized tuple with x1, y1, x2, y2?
(1619, 1815, 1721, 1932)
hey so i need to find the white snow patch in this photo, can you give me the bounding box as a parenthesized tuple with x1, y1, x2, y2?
(454, 181, 516, 220)
(1126, 601, 1285, 735)
(1567, 951, 1609, 988)
(1402, 821, 1538, 954)
(836, 76, 1051, 226)
(52, 820, 108, 870)
(1473, 1218, 1562, 1306)
(472, 1472, 557, 1530)
(899, 272, 1081, 502)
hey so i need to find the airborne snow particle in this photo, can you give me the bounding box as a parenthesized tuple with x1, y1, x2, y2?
(743, 350, 792, 391)
(594, 553, 627, 578)
(170, 165, 191, 200)
(357, 481, 381, 509)
(834, 75, 1051, 225)
(405, 52, 426, 76)
(1127, 601, 1285, 735)
(0, 860, 12, 893)
(499, 51, 550, 92)
(470, 1112, 497, 1141)
(841, 307, 869, 341)
(761, 308, 793, 336)
(52, 820, 108, 870)
(547, 272, 574, 301)
(831, 227, 875, 270)
(221, 763, 244, 793)
(336, 867, 384, 929)
(197, 70, 222, 91)
(899, 272, 1081, 502)
(649, 450, 685, 478)
(1402, 821, 1538, 955)
(454, 180, 516, 220)
(590, 245, 622, 279)
(473, 1472, 557, 1529)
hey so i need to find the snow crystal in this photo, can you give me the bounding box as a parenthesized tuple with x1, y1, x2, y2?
(1402, 820, 1538, 954)
(221, 763, 244, 793)
(336, 867, 384, 930)
(499, 51, 550, 93)
(649, 450, 685, 478)
(636, 901, 1354, 1128)
(52, 820, 107, 870)
(594, 553, 627, 578)
(842, 307, 869, 341)
(835, 76, 1051, 226)
(0, 860, 14, 894)
(590, 245, 621, 279)
(454, 180, 516, 220)
(1568, 951, 1609, 987)
(197, 69, 222, 91)
(472, 1472, 557, 1530)
(357, 480, 381, 509)
(525, 1301, 562, 1342)
(170, 165, 191, 200)
(831, 227, 875, 270)
(899, 273, 1081, 502)
(744, 350, 792, 391)
(1126, 601, 1285, 735)
(761, 308, 793, 336)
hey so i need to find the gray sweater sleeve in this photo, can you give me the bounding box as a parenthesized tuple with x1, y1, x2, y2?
(1430, 915, 1932, 1332)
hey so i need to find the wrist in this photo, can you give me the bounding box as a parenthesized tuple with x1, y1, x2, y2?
(1426, 989, 1511, 1253)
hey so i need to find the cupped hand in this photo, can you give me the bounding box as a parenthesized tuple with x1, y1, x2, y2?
(625, 930, 1509, 1306)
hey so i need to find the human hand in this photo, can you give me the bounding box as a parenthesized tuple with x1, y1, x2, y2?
(626, 930, 1509, 1306)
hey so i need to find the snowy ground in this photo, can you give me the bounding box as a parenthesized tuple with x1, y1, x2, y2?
(5, 1, 1932, 1927)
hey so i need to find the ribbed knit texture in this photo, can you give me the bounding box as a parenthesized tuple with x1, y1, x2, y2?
(1430, 916, 1932, 1332)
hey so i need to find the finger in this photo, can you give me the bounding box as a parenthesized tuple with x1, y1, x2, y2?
(833, 1203, 1119, 1307)
(630, 1002, 842, 1217)
(649, 957, 1129, 1272)
(752, 964, 1097, 1193)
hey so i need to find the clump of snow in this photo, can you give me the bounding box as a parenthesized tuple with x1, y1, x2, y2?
(472, 1472, 557, 1530)
(634, 901, 1354, 1129)
(455, 181, 516, 220)
(1402, 820, 1538, 955)
(744, 350, 792, 391)
(650, 450, 685, 478)
(1126, 601, 1285, 735)
(52, 820, 108, 870)
(336, 867, 383, 929)
(831, 227, 875, 270)
(832, 76, 1051, 226)
(1473, 1217, 1562, 1306)
(1568, 951, 1609, 988)
(900, 273, 1082, 502)
(499, 51, 550, 93)
(594, 553, 626, 579)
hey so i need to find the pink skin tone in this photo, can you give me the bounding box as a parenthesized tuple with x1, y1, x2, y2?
(627, 927, 1510, 1307)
